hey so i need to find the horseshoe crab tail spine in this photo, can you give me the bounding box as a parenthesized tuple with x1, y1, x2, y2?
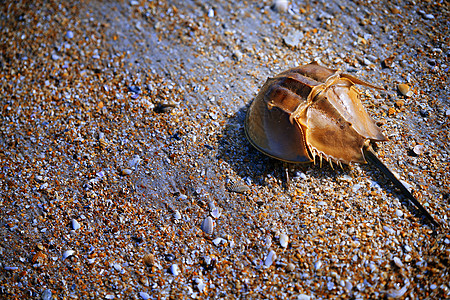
(363, 146, 440, 229)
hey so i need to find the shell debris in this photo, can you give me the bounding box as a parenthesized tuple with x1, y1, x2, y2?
(227, 179, 250, 194)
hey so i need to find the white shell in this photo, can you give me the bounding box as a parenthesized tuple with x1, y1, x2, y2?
(62, 250, 75, 259)
(210, 207, 221, 219)
(264, 250, 277, 267)
(71, 219, 81, 230)
(279, 233, 289, 248)
(413, 144, 424, 156)
(139, 292, 150, 300)
(393, 257, 404, 268)
(173, 210, 182, 220)
(170, 264, 179, 276)
(212, 237, 226, 246)
(271, 0, 289, 13)
(201, 216, 214, 235)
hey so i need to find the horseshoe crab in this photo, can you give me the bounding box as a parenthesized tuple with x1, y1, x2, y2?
(245, 62, 439, 228)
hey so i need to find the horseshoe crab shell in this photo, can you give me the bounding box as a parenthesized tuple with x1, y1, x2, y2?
(244, 62, 387, 165)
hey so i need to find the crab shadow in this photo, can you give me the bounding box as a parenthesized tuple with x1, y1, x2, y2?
(218, 105, 435, 230)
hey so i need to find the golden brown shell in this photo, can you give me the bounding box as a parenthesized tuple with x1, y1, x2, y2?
(245, 63, 387, 165)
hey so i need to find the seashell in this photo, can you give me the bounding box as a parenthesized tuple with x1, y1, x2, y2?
(227, 181, 250, 193)
(210, 207, 221, 219)
(279, 233, 289, 248)
(383, 56, 395, 68)
(264, 250, 277, 267)
(87, 258, 96, 264)
(386, 285, 408, 298)
(314, 260, 322, 270)
(398, 83, 413, 97)
(170, 264, 179, 276)
(113, 263, 122, 271)
(201, 216, 214, 235)
(41, 289, 52, 300)
(271, 0, 289, 13)
(154, 101, 177, 113)
(71, 219, 81, 230)
(98, 138, 108, 149)
(412, 144, 424, 156)
(120, 168, 133, 176)
(173, 210, 182, 220)
(128, 155, 142, 169)
(212, 237, 226, 246)
(62, 250, 75, 259)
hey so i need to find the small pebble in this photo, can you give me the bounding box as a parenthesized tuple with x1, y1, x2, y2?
(286, 262, 295, 272)
(120, 168, 133, 176)
(113, 263, 122, 272)
(201, 216, 214, 235)
(170, 264, 179, 276)
(395, 209, 404, 217)
(41, 289, 52, 300)
(71, 219, 81, 230)
(173, 210, 182, 220)
(232, 50, 243, 62)
(264, 250, 277, 267)
(139, 292, 150, 300)
(284, 30, 303, 47)
(398, 83, 413, 97)
(66, 31, 74, 39)
(143, 254, 155, 266)
(279, 233, 289, 248)
(207, 8, 214, 18)
(383, 225, 395, 234)
(62, 250, 75, 259)
(314, 260, 322, 270)
(393, 257, 404, 268)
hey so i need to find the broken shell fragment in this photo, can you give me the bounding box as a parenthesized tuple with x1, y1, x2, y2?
(227, 181, 250, 193)
(201, 216, 214, 235)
